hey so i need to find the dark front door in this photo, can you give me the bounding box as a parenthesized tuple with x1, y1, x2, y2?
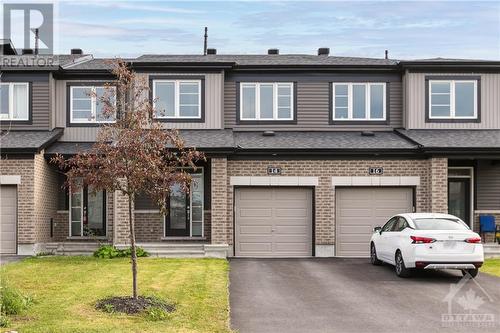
(448, 178, 471, 227)
(165, 183, 190, 237)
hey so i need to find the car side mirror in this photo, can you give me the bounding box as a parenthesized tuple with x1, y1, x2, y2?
(373, 226, 382, 234)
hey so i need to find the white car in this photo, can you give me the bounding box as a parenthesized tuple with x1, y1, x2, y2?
(370, 213, 484, 278)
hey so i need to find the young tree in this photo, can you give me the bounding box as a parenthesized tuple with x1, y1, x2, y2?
(53, 60, 204, 299)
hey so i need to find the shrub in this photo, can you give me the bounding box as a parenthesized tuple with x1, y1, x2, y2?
(93, 245, 149, 259)
(0, 315, 9, 328)
(0, 283, 33, 316)
(143, 306, 171, 321)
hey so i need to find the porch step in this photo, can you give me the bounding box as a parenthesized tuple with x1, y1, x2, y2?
(484, 244, 500, 258)
(136, 243, 207, 258)
(45, 242, 101, 256)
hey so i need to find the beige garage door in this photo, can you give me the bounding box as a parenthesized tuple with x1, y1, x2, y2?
(1, 186, 17, 254)
(235, 188, 313, 257)
(336, 187, 413, 257)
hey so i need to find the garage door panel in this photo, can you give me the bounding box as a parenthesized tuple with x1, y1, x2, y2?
(235, 187, 312, 257)
(336, 187, 413, 257)
(1, 186, 17, 254)
(239, 208, 273, 217)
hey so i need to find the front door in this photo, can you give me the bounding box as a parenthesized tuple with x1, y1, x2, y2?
(165, 183, 190, 237)
(448, 178, 471, 227)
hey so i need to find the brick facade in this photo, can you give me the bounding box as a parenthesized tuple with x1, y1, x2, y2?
(33, 153, 58, 243)
(211, 158, 449, 248)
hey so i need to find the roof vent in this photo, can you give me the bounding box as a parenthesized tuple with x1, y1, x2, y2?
(268, 48, 279, 55)
(318, 47, 330, 56)
(71, 48, 83, 55)
(361, 131, 375, 137)
(263, 130, 275, 137)
(22, 48, 34, 55)
(206, 48, 217, 55)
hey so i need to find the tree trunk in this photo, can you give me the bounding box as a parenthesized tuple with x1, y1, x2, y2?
(128, 193, 138, 299)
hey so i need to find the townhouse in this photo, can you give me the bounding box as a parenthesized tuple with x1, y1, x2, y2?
(1, 45, 499, 257)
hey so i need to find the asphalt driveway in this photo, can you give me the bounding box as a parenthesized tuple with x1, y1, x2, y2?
(229, 258, 500, 333)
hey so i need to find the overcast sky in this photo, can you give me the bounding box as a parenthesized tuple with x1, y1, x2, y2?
(6, 0, 500, 59)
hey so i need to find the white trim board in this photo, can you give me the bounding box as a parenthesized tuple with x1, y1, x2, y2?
(230, 176, 318, 186)
(0, 175, 21, 185)
(331, 176, 420, 187)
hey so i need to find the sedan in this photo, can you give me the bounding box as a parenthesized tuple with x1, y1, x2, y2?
(370, 213, 484, 278)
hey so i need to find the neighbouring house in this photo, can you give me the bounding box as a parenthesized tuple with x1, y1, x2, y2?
(1, 45, 499, 258)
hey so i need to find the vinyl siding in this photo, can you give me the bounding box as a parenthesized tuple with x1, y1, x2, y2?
(56, 72, 224, 142)
(0, 73, 51, 130)
(476, 161, 500, 210)
(224, 80, 403, 130)
(405, 72, 500, 129)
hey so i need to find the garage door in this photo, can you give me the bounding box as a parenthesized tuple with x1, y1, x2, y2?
(235, 188, 313, 257)
(336, 187, 413, 257)
(1, 186, 17, 254)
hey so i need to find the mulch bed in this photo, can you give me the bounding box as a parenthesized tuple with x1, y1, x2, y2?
(95, 296, 175, 315)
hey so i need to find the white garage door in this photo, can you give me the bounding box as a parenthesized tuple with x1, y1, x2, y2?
(336, 187, 413, 257)
(1, 186, 17, 254)
(235, 187, 313, 257)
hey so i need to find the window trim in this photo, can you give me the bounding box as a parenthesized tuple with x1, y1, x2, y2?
(150, 76, 205, 122)
(0, 82, 31, 122)
(425, 75, 481, 123)
(331, 82, 387, 122)
(237, 82, 296, 123)
(68, 186, 107, 238)
(67, 83, 117, 127)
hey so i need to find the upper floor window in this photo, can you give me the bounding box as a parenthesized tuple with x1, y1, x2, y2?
(332, 83, 386, 121)
(70, 86, 116, 124)
(428, 79, 478, 120)
(0, 82, 29, 121)
(240, 82, 294, 121)
(153, 80, 202, 119)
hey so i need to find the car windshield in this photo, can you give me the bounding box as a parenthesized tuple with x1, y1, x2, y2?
(413, 218, 469, 230)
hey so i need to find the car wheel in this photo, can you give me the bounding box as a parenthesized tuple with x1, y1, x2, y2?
(395, 250, 412, 278)
(370, 243, 382, 266)
(462, 268, 479, 278)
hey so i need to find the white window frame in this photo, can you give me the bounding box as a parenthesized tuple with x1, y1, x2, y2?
(153, 79, 202, 119)
(0, 82, 29, 121)
(70, 86, 116, 124)
(429, 80, 478, 119)
(332, 82, 386, 121)
(239, 82, 294, 121)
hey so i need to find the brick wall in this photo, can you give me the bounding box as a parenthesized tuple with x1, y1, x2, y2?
(33, 153, 58, 243)
(215, 158, 448, 247)
(211, 158, 227, 244)
(430, 157, 448, 214)
(0, 156, 36, 244)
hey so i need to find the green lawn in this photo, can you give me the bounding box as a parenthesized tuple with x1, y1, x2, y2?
(481, 258, 500, 277)
(0, 256, 231, 333)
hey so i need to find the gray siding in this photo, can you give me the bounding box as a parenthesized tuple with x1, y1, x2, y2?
(0, 73, 51, 130)
(224, 80, 403, 131)
(405, 72, 500, 129)
(56, 72, 224, 142)
(476, 161, 500, 210)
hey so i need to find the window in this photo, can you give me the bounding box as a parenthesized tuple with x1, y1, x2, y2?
(392, 217, 410, 232)
(69, 186, 106, 237)
(240, 82, 294, 121)
(332, 83, 386, 121)
(153, 80, 202, 119)
(70, 86, 116, 124)
(429, 80, 478, 119)
(381, 217, 398, 232)
(0, 82, 29, 121)
(413, 218, 469, 230)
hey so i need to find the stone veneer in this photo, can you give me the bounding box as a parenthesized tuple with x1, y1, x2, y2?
(213, 157, 448, 250)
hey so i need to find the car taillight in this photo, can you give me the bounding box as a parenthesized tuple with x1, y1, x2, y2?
(410, 236, 436, 244)
(464, 237, 482, 243)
